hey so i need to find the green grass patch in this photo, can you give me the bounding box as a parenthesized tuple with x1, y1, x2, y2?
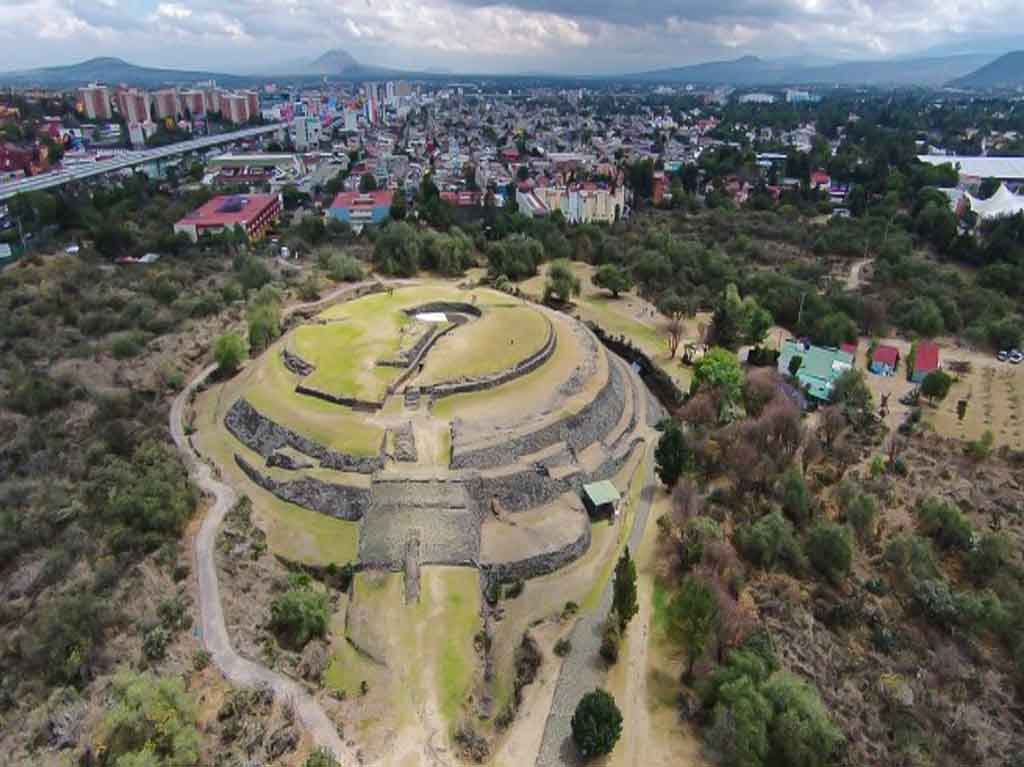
(420, 567, 481, 725)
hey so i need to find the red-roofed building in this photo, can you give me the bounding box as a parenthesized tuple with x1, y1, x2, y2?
(840, 341, 858, 355)
(911, 341, 940, 383)
(869, 344, 900, 375)
(0, 143, 35, 176)
(811, 170, 831, 190)
(327, 190, 394, 227)
(173, 193, 281, 242)
(440, 191, 482, 207)
(500, 147, 520, 163)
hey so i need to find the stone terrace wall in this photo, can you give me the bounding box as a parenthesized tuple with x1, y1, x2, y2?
(225, 398, 384, 474)
(235, 454, 370, 521)
(283, 282, 386, 329)
(281, 349, 315, 376)
(482, 522, 591, 582)
(451, 353, 624, 471)
(293, 384, 384, 412)
(422, 316, 557, 398)
(404, 301, 482, 319)
(587, 322, 686, 409)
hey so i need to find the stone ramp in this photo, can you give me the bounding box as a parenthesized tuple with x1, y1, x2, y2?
(358, 477, 481, 568)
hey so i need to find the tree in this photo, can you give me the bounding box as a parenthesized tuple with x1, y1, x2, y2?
(389, 185, 407, 221)
(667, 575, 719, 680)
(270, 573, 330, 649)
(658, 290, 690, 358)
(806, 521, 853, 586)
(304, 748, 341, 767)
(99, 670, 200, 767)
(374, 221, 421, 277)
(359, 172, 378, 192)
(571, 689, 623, 758)
(788, 354, 803, 378)
(920, 369, 953, 404)
(693, 347, 744, 420)
(544, 259, 581, 303)
(247, 291, 281, 353)
(831, 369, 872, 414)
(655, 420, 690, 487)
(612, 550, 639, 631)
(213, 332, 246, 375)
(593, 264, 633, 298)
(327, 252, 364, 282)
(762, 672, 844, 767)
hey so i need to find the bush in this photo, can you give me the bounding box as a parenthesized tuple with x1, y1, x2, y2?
(327, 252, 365, 282)
(214, 331, 247, 375)
(600, 614, 621, 664)
(968, 532, 1012, 584)
(270, 574, 330, 649)
(554, 638, 572, 657)
(111, 331, 146, 359)
(778, 468, 815, 527)
(806, 521, 853, 586)
(736, 511, 805, 572)
(142, 625, 170, 661)
(916, 498, 973, 550)
(544, 258, 582, 303)
(571, 689, 623, 758)
(304, 747, 341, 767)
(655, 419, 690, 487)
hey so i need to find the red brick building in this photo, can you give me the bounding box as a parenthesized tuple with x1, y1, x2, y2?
(0, 143, 35, 175)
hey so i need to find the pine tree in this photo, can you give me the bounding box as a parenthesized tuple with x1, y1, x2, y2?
(612, 549, 639, 631)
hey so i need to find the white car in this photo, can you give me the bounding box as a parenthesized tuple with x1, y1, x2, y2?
(1010, 350, 1023, 365)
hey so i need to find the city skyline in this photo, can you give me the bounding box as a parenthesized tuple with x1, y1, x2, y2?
(1, 0, 1023, 76)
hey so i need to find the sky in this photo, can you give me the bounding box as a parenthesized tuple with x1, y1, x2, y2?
(0, 0, 1022, 75)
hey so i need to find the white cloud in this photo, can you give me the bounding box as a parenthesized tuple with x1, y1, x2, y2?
(0, 0, 1020, 74)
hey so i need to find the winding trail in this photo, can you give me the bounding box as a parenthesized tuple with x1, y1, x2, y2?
(534, 450, 657, 767)
(846, 257, 872, 291)
(171, 364, 350, 760)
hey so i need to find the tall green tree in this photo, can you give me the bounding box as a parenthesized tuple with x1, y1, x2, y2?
(213, 332, 246, 375)
(612, 550, 639, 631)
(667, 575, 719, 680)
(571, 689, 623, 758)
(655, 420, 690, 487)
(544, 259, 582, 303)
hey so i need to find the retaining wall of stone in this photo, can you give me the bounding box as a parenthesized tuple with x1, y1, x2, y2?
(451, 353, 624, 471)
(225, 398, 385, 474)
(234, 454, 371, 521)
(392, 422, 418, 463)
(281, 348, 315, 376)
(292, 385, 384, 412)
(284, 282, 386, 328)
(587, 322, 686, 409)
(482, 522, 591, 582)
(404, 301, 482, 319)
(422, 316, 557, 398)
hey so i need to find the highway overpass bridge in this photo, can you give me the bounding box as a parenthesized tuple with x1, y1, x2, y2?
(0, 123, 287, 202)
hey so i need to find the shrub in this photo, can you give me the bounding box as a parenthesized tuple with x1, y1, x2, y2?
(968, 532, 1012, 584)
(655, 419, 690, 487)
(544, 258, 582, 303)
(885, 535, 939, 585)
(99, 671, 200, 766)
(681, 516, 723, 571)
(554, 638, 572, 657)
(571, 689, 623, 758)
(111, 331, 146, 359)
(504, 579, 524, 600)
(600, 613, 621, 665)
(327, 252, 365, 282)
(213, 332, 246, 375)
(142, 625, 170, 661)
(916, 498, 973, 551)
(844, 492, 878, 543)
(304, 747, 341, 767)
(778, 468, 815, 527)
(612, 550, 639, 631)
(736, 511, 805, 572)
(270, 575, 330, 650)
(806, 521, 853, 586)
(193, 649, 211, 671)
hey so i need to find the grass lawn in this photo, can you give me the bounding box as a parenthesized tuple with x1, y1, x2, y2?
(418, 303, 550, 385)
(431, 315, 587, 421)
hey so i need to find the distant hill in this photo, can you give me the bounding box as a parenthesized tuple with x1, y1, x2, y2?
(622, 53, 994, 87)
(0, 57, 250, 87)
(950, 51, 1024, 89)
(307, 49, 360, 74)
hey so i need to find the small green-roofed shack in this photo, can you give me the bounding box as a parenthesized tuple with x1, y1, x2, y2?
(582, 480, 621, 519)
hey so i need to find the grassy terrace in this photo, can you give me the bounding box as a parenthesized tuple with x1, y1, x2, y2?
(417, 301, 550, 385)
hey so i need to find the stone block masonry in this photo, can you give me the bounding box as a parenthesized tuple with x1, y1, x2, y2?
(482, 523, 591, 583)
(451, 352, 625, 471)
(234, 455, 370, 521)
(281, 348, 315, 376)
(225, 398, 384, 474)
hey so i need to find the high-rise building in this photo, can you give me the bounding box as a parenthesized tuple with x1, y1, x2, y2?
(152, 89, 180, 120)
(179, 90, 206, 117)
(290, 115, 322, 151)
(395, 81, 412, 100)
(115, 88, 150, 123)
(79, 84, 112, 121)
(222, 94, 250, 124)
(202, 83, 221, 114)
(242, 90, 260, 121)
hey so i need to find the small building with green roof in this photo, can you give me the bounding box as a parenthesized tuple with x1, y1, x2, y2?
(581, 480, 621, 519)
(777, 340, 854, 402)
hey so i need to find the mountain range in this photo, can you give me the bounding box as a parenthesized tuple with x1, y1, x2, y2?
(950, 51, 1024, 89)
(0, 49, 1020, 90)
(623, 53, 995, 87)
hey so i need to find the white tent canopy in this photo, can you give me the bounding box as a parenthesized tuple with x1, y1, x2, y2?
(965, 183, 1024, 221)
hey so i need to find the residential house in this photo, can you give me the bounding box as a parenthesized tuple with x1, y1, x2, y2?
(911, 341, 940, 383)
(869, 344, 900, 376)
(777, 340, 854, 402)
(327, 190, 394, 229)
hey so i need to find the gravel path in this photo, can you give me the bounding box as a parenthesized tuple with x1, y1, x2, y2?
(534, 450, 656, 767)
(171, 364, 350, 761)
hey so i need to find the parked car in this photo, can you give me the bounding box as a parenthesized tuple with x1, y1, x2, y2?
(998, 350, 1010, 362)
(1011, 350, 1023, 365)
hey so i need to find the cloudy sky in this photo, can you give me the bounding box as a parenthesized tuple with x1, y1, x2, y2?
(0, 0, 1021, 74)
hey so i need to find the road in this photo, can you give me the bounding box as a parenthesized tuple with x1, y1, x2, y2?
(0, 123, 285, 201)
(846, 257, 872, 291)
(170, 363, 349, 760)
(535, 451, 657, 767)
